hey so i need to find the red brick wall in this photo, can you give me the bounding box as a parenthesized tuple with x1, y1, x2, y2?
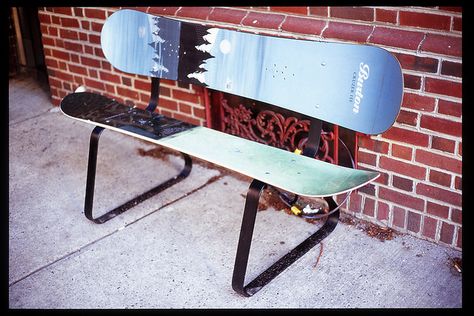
(38, 6, 462, 249)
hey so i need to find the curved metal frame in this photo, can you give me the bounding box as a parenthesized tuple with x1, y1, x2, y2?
(232, 183, 339, 296)
(231, 118, 341, 296)
(84, 126, 192, 224)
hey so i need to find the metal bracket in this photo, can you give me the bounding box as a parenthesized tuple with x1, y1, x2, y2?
(145, 77, 161, 113)
(83, 125, 192, 224)
(302, 118, 323, 158)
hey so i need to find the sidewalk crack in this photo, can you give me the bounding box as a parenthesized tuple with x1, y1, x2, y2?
(9, 108, 54, 127)
(122, 174, 224, 229)
(9, 174, 223, 288)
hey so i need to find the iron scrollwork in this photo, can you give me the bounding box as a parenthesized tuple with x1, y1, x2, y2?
(220, 98, 335, 163)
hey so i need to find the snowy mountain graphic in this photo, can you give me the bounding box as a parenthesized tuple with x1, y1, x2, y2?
(148, 17, 170, 77)
(186, 28, 218, 84)
(177, 23, 215, 86)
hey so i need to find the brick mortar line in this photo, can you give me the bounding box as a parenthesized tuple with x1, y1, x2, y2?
(410, 223, 459, 249)
(366, 25, 376, 42)
(424, 167, 462, 183)
(213, 5, 462, 18)
(417, 33, 428, 52)
(438, 55, 463, 65)
(277, 14, 288, 31)
(169, 84, 202, 94)
(434, 217, 443, 244)
(359, 162, 462, 198)
(212, 6, 462, 26)
(449, 13, 457, 32)
(49, 63, 197, 97)
(381, 130, 459, 148)
(450, 230, 460, 250)
(48, 71, 204, 108)
(341, 210, 389, 230)
(343, 198, 415, 232)
(328, 17, 460, 37)
(373, 148, 462, 171)
(418, 168, 459, 193)
(358, 158, 462, 185)
(211, 12, 461, 38)
(380, 45, 461, 60)
(359, 146, 462, 166)
(176, 100, 205, 108)
(399, 112, 463, 126)
(423, 73, 462, 83)
(41, 17, 463, 60)
(407, 93, 462, 104)
(450, 174, 459, 190)
(454, 141, 462, 159)
(389, 118, 462, 135)
(417, 218, 435, 243)
(237, 10, 250, 28)
(418, 112, 463, 124)
(170, 102, 205, 113)
(45, 25, 103, 37)
(358, 151, 458, 172)
(320, 20, 329, 37)
(362, 185, 461, 217)
(396, 50, 462, 63)
(207, 7, 215, 20)
(418, 91, 462, 103)
(402, 70, 462, 83)
(377, 6, 462, 17)
(41, 7, 463, 30)
(161, 94, 201, 104)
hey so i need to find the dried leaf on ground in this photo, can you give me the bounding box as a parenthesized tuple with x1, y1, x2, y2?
(363, 223, 395, 241)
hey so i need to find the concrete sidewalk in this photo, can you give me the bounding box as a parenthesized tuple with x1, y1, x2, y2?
(8, 76, 462, 308)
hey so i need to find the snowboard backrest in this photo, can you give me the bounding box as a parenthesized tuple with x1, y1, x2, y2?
(100, 10, 403, 135)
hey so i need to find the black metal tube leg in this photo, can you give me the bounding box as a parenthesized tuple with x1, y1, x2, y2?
(232, 179, 267, 297)
(83, 126, 192, 224)
(232, 181, 340, 297)
(84, 126, 105, 222)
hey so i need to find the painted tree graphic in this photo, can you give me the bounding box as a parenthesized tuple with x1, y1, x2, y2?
(178, 23, 214, 86)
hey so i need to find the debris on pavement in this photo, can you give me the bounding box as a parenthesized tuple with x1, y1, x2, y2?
(363, 223, 395, 241)
(340, 214, 398, 241)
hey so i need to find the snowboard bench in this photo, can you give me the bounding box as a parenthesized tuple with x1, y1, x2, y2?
(60, 9, 403, 297)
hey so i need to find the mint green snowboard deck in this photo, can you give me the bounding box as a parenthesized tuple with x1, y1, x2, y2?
(60, 92, 379, 197)
(156, 126, 379, 197)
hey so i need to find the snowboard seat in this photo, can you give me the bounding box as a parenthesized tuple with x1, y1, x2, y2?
(59, 10, 401, 297)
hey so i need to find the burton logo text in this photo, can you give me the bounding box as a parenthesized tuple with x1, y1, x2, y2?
(353, 62, 370, 114)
